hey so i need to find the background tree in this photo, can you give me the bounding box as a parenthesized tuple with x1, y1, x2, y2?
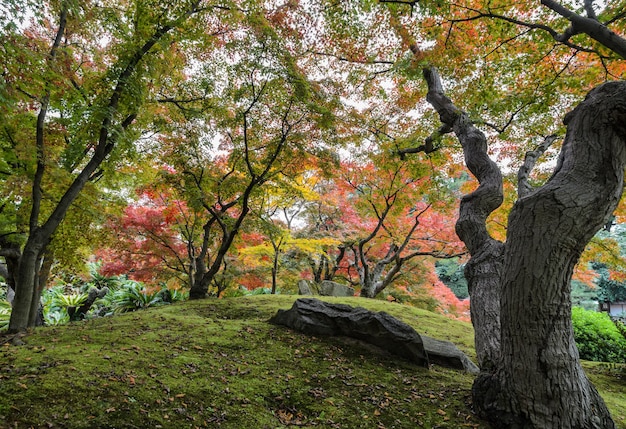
(97, 182, 198, 288)
(241, 176, 338, 294)
(338, 155, 463, 298)
(151, 12, 337, 299)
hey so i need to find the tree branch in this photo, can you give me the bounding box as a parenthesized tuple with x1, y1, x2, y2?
(449, 7, 617, 57)
(0, 248, 21, 259)
(30, 4, 68, 232)
(541, 0, 626, 58)
(517, 134, 558, 198)
(423, 67, 503, 254)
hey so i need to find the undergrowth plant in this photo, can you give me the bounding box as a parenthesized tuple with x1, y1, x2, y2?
(0, 300, 10, 330)
(572, 307, 626, 363)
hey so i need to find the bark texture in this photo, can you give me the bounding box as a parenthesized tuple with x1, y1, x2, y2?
(424, 68, 626, 428)
(481, 81, 626, 429)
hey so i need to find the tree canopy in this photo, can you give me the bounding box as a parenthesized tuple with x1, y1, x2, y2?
(1, 1, 626, 427)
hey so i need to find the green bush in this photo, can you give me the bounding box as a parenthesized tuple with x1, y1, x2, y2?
(109, 280, 165, 314)
(572, 307, 626, 363)
(435, 258, 468, 300)
(0, 300, 11, 331)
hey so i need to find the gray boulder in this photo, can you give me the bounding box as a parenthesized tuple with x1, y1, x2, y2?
(319, 280, 354, 297)
(269, 298, 479, 373)
(421, 335, 479, 374)
(269, 298, 429, 367)
(297, 280, 314, 295)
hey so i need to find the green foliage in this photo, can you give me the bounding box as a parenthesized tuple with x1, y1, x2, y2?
(571, 280, 599, 311)
(109, 280, 165, 314)
(593, 262, 626, 303)
(382, 286, 440, 312)
(44, 309, 70, 326)
(156, 287, 188, 303)
(572, 307, 626, 363)
(0, 299, 10, 330)
(42, 285, 71, 313)
(84, 261, 122, 292)
(435, 258, 468, 299)
(33, 267, 187, 326)
(223, 286, 282, 298)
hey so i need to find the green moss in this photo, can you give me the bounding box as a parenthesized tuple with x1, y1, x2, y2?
(0, 296, 624, 428)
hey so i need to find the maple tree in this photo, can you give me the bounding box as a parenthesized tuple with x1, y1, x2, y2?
(297, 178, 352, 285)
(149, 9, 338, 300)
(1, 1, 221, 332)
(241, 176, 339, 294)
(97, 184, 197, 288)
(337, 153, 464, 298)
(283, 148, 464, 299)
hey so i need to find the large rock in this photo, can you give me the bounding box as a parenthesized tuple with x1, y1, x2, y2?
(297, 280, 315, 295)
(269, 298, 429, 367)
(269, 298, 479, 373)
(421, 335, 479, 374)
(319, 280, 354, 297)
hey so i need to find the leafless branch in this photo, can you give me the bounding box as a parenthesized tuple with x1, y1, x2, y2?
(310, 50, 395, 66)
(517, 134, 559, 198)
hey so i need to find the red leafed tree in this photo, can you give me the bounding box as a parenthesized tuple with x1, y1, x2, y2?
(302, 151, 465, 298)
(97, 186, 200, 288)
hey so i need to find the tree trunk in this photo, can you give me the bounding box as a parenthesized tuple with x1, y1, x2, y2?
(9, 238, 45, 333)
(190, 255, 208, 299)
(359, 282, 377, 298)
(474, 81, 626, 428)
(190, 210, 249, 299)
(271, 251, 279, 294)
(6, 7, 189, 332)
(423, 68, 625, 428)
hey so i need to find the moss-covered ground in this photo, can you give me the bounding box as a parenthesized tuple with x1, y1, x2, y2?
(0, 295, 624, 428)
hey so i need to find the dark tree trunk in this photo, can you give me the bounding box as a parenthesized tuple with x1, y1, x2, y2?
(475, 81, 626, 428)
(189, 208, 249, 300)
(423, 67, 505, 371)
(271, 247, 279, 294)
(423, 68, 625, 428)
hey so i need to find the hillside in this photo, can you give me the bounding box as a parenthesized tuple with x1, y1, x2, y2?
(1, 296, 625, 428)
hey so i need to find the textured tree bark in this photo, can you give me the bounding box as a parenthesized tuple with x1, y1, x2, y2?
(481, 81, 626, 428)
(424, 68, 625, 428)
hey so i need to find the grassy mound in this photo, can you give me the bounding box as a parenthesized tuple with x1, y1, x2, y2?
(1, 295, 625, 428)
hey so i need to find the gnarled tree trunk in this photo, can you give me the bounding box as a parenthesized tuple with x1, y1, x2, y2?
(481, 81, 625, 428)
(424, 68, 625, 428)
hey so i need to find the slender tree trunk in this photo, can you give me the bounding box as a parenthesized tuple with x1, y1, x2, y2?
(190, 206, 250, 299)
(271, 255, 278, 294)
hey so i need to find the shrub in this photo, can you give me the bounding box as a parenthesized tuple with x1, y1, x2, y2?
(435, 259, 468, 300)
(109, 280, 165, 314)
(0, 300, 11, 331)
(44, 310, 70, 326)
(572, 307, 626, 363)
